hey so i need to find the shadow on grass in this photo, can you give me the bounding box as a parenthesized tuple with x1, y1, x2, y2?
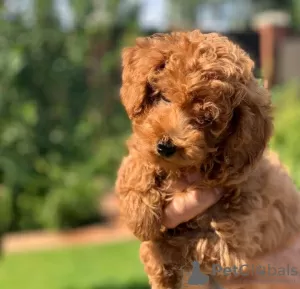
(66, 281, 150, 289)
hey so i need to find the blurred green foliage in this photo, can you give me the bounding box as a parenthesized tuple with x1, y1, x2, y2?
(0, 0, 137, 232)
(270, 82, 300, 188)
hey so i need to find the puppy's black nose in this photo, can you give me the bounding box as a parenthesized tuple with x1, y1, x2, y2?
(157, 139, 177, 157)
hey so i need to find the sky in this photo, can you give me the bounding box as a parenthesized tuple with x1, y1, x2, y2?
(138, 0, 169, 30)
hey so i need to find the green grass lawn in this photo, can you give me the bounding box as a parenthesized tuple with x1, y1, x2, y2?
(0, 240, 149, 289)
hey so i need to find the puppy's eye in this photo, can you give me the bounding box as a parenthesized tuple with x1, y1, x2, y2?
(155, 93, 171, 103)
(160, 94, 171, 103)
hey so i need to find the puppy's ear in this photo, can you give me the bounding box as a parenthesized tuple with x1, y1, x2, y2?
(120, 38, 165, 119)
(120, 46, 146, 119)
(224, 79, 273, 174)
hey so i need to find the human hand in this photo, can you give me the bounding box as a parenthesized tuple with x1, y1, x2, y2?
(162, 175, 223, 229)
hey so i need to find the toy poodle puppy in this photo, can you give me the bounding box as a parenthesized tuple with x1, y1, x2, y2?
(115, 30, 300, 289)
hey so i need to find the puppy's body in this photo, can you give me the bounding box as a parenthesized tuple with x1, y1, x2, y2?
(115, 31, 300, 288)
(117, 148, 300, 288)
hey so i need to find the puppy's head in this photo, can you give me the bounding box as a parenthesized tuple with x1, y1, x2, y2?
(121, 31, 273, 182)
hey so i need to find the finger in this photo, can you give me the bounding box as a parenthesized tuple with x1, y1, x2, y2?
(162, 188, 223, 228)
(188, 188, 223, 211)
(181, 188, 223, 222)
(162, 194, 188, 228)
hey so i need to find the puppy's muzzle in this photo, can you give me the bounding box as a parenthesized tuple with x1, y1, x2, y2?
(157, 139, 177, 157)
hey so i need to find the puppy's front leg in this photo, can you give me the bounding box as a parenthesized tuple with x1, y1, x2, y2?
(116, 156, 164, 241)
(119, 188, 163, 241)
(140, 241, 184, 289)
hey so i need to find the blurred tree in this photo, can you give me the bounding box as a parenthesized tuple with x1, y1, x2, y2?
(253, 0, 292, 10)
(0, 0, 138, 232)
(171, 0, 202, 29)
(291, 0, 300, 29)
(170, 0, 299, 31)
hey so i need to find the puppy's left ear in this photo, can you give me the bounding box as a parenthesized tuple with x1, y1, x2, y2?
(120, 38, 165, 119)
(224, 79, 273, 174)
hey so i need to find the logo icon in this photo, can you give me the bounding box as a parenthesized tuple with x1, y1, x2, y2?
(188, 261, 224, 288)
